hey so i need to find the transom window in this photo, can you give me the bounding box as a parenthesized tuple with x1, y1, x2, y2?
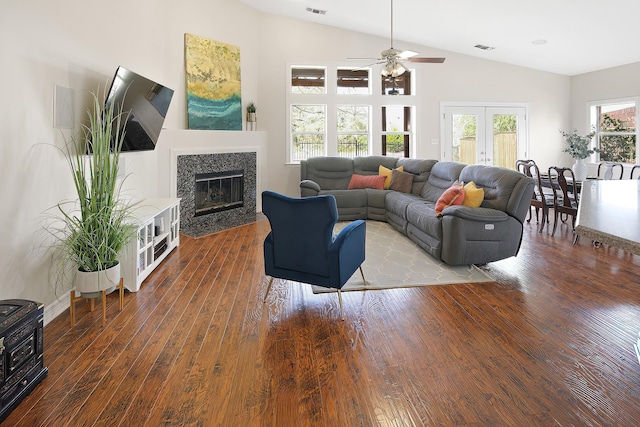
(287, 64, 416, 163)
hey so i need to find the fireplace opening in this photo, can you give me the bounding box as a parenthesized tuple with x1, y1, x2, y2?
(194, 169, 244, 216)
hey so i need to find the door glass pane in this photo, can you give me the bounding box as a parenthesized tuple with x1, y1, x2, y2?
(492, 114, 517, 168)
(452, 114, 477, 164)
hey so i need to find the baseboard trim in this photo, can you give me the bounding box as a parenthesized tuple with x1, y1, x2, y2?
(44, 292, 70, 326)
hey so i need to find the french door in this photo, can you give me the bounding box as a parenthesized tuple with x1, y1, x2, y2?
(441, 105, 528, 168)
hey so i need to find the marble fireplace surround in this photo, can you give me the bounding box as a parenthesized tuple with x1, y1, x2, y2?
(168, 136, 264, 238)
(175, 150, 257, 237)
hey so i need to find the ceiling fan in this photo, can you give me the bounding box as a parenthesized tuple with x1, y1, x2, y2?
(350, 0, 445, 77)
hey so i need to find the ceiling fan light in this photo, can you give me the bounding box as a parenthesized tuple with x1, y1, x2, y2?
(381, 63, 405, 77)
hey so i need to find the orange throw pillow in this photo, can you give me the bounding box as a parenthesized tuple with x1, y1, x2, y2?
(435, 182, 465, 216)
(347, 174, 386, 190)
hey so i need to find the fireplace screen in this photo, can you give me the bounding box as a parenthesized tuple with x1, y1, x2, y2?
(194, 169, 244, 216)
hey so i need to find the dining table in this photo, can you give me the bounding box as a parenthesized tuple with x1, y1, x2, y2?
(574, 179, 640, 255)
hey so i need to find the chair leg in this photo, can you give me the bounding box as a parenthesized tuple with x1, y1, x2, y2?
(337, 289, 344, 321)
(551, 209, 559, 236)
(263, 277, 274, 303)
(359, 266, 366, 286)
(538, 207, 546, 233)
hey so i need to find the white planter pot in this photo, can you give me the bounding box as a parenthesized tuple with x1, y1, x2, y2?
(75, 262, 120, 298)
(572, 158, 588, 182)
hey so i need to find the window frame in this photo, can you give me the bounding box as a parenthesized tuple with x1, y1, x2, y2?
(587, 96, 639, 165)
(286, 63, 418, 164)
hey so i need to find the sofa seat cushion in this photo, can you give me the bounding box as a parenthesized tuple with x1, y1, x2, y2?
(406, 202, 443, 242)
(385, 191, 423, 219)
(366, 189, 391, 221)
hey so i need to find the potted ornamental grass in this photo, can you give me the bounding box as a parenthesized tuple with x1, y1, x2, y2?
(560, 129, 598, 181)
(50, 90, 137, 297)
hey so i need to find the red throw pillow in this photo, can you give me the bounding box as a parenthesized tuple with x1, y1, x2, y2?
(347, 174, 386, 190)
(435, 182, 465, 216)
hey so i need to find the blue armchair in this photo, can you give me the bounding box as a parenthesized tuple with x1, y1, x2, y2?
(262, 191, 366, 319)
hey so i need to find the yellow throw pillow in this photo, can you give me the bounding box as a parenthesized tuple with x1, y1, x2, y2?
(462, 181, 484, 207)
(378, 165, 404, 190)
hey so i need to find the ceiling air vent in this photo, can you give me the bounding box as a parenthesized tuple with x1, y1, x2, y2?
(474, 44, 495, 51)
(306, 7, 327, 15)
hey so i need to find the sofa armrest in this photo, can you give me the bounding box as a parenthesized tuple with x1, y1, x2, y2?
(441, 205, 510, 222)
(300, 179, 321, 197)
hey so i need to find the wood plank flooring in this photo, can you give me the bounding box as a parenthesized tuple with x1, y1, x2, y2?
(4, 218, 640, 426)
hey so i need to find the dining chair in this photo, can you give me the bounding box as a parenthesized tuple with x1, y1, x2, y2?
(548, 166, 579, 243)
(516, 159, 536, 223)
(597, 161, 624, 180)
(261, 190, 366, 319)
(516, 160, 553, 233)
(631, 165, 640, 179)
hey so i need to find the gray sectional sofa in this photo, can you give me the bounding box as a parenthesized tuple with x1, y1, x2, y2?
(300, 156, 535, 266)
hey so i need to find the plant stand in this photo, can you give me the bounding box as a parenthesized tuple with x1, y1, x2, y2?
(69, 278, 124, 327)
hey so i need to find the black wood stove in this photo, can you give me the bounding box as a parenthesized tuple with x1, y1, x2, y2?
(0, 299, 48, 422)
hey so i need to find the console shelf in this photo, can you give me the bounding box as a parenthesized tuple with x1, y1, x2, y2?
(122, 198, 180, 292)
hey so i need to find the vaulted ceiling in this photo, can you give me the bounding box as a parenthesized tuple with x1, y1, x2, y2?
(241, 0, 640, 76)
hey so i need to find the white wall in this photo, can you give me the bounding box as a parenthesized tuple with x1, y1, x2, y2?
(0, 0, 262, 322)
(0, 0, 580, 322)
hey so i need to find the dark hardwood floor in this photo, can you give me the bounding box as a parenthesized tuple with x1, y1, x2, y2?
(4, 217, 640, 426)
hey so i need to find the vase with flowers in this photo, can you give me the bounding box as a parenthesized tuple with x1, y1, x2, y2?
(560, 129, 598, 181)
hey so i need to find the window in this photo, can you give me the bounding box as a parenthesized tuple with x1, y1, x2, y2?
(291, 105, 325, 161)
(288, 65, 417, 163)
(291, 67, 326, 94)
(382, 106, 411, 157)
(337, 105, 370, 157)
(382, 72, 412, 96)
(589, 98, 639, 164)
(337, 68, 369, 95)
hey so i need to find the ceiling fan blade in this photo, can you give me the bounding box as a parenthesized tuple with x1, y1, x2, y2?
(347, 57, 382, 61)
(407, 57, 446, 63)
(399, 50, 419, 59)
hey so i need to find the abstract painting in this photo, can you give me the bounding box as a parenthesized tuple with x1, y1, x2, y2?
(185, 33, 242, 130)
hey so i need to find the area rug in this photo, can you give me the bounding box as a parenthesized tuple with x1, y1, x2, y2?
(312, 220, 494, 293)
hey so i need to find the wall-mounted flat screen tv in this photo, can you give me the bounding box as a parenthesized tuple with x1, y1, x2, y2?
(104, 66, 174, 152)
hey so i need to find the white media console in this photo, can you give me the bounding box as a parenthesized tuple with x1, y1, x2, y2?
(121, 198, 180, 292)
